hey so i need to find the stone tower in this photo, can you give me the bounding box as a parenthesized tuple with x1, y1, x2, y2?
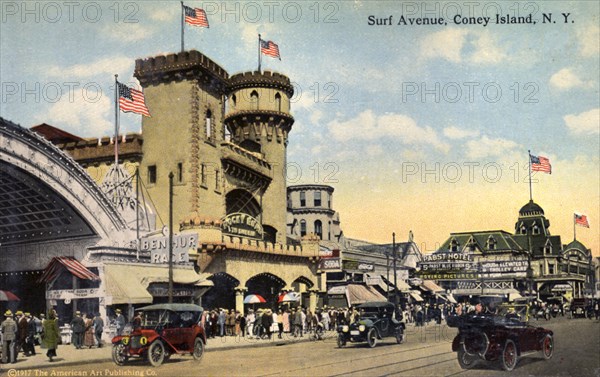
(224, 71, 295, 244)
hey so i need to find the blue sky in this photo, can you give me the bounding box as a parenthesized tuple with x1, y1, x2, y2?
(1, 1, 598, 254)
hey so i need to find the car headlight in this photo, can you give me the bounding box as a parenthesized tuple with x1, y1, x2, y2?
(342, 325, 349, 332)
(122, 336, 129, 345)
(140, 336, 148, 346)
(359, 325, 366, 332)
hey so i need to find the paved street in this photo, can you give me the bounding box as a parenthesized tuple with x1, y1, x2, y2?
(3, 317, 598, 377)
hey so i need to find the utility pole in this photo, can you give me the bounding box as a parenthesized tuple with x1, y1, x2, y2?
(393, 232, 398, 307)
(168, 172, 174, 304)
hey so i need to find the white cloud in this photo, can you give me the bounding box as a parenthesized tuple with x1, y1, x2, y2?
(45, 56, 134, 79)
(40, 90, 113, 137)
(465, 136, 519, 159)
(564, 108, 600, 135)
(147, 8, 178, 22)
(103, 23, 155, 42)
(577, 23, 600, 58)
(310, 109, 323, 124)
(420, 28, 469, 63)
(328, 110, 450, 153)
(443, 126, 479, 139)
(550, 68, 592, 90)
(470, 32, 507, 64)
(366, 144, 383, 157)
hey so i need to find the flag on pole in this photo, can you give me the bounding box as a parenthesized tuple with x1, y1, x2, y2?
(529, 154, 551, 174)
(260, 38, 281, 59)
(183, 5, 209, 27)
(575, 213, 590, 228)
(118, 82, 151, 117)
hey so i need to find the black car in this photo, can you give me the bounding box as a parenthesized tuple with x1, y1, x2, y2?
(337, 301, 405, 348)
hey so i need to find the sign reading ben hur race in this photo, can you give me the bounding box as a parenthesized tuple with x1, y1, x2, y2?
(222, 212, 264, 239)
(140, 234, 198, 264)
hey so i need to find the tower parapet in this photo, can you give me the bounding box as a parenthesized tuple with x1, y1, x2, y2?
(134, 50, 229, 92)
(228, 71, 294, 97)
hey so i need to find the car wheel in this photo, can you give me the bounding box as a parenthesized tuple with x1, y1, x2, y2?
(111, 343, 128, 366)
(501, 339, 518, 371)
(366, 328, 378, 348)
(147, 341, 165, 367)
(542, 334, 554, 360)
(192, 337, 205, 361)
(457, 347, 478, 369)
(395, 329, 405, 344)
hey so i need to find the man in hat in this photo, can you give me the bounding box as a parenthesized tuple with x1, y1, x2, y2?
(16, 311, 28, 356)
(25, 313, 37, 356)
(93, 313, 104, 348)
(70, 311, 85, 349)
(115, 309, 126, 336)
(1, 310, 17, 363)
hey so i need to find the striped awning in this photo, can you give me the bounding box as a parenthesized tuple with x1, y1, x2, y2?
(38, 256, 100, 283)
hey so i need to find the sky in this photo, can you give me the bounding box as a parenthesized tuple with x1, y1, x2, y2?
(1, 1, 598, 256)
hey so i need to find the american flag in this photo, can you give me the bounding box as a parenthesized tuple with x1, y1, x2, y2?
(118, 82, 151, 117)
(183, 5, 209, 27)
(575, 213, 590, 228)
(530, 154, 551, 174)
(260, 39, 281, 59)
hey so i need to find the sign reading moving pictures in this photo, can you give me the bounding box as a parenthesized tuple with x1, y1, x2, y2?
(222, 212, 264, 239)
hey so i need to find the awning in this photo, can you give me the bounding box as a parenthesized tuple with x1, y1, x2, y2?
(436, 293, 457, 304)
(410, 291, 424, 302)
(381, 276, 411, 292)
(103, 264, 212, 305)
(39, 256, 100, 283)
(346, 284, 386, 305)
(420, 280, 444, 293)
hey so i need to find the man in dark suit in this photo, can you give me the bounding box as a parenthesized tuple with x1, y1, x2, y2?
(70, 311, 85, 349)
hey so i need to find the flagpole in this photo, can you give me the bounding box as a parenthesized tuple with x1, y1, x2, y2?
(527, 150, 533, 201)
(114, 74, 119, 169)
(258, 34, 262, 72)
(181, 2, 185, 52)
(574, 213, 577, 241)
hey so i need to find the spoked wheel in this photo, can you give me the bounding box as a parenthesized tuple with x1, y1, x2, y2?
(395, 329, 405, 344)
(542, 334, 554, 360)
(147, 341, 165, 367)
(337, 334, 346, 348)
(366, 328, 378, 348)
(457, 347, 478, 369)
(111, 343, 128, 366)
(501, 339, 518, 371)
(192, 337, 205, 361)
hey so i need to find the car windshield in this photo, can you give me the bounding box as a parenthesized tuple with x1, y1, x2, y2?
(141, 310, 201, 328)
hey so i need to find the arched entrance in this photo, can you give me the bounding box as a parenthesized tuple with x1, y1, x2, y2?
(291, 276, 315, 309)
(226, 189, 261, 218)
(203, 273, 240, 310)
(246, 273, 286, 309)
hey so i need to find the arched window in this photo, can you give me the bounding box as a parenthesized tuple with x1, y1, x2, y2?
(275, 92, 282, 112)
(314, 220, 323, 240)
(300, 220, 307, 237)
(250, 90, 259, 110)
(532, 224, 540, 235)
(231, 94, 237, 109)
(450, 239, 459, 252)
(486, 236, 497, 250)
(328, 221, 332, 240)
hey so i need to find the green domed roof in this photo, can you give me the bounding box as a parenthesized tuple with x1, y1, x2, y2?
(519, 200, 545, 216)
(565, 239, 588, 252)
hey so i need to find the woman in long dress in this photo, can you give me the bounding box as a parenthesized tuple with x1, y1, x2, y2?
(84, 314, 95, 348)
(42, 311, 60, 362)
(282, 309, 290, 333)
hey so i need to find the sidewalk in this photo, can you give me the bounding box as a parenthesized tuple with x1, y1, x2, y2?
(3, 331, 322, 371)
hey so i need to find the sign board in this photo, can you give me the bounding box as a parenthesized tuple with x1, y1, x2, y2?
(420, 261, 476, 271)
(222, 212, 263, 239)
(551, 284, 573, 292)
(358, 262, 375, 271)
(147, 286, 195, 297)
(365, 275, 382, 286)
(140, 233, 197, 264)
(422, 253, 473, 262)
(46, 288, 102, 300)
(319, 257, 341, 270)
(480, 260, 528, 274)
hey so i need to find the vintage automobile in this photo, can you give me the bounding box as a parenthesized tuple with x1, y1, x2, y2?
(447, 304, 554, 371)
(337, 301, 405, 348)
(111, 303, 206, 367)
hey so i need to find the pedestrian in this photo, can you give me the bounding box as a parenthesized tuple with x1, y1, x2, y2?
(234, 311, 241, 336)
(321, 309, 330, 331)
(294, 308, 303, 337)
(16, 311, 28, 356)
(115, 309, 126, 336)
(70, 311, 85, 349)
(84, 314, 95, 348)
(132, 311, 142, 331)
(25, 313, 36, 356)
(246, 310, 255, 338)
(306, 310, 313, 333)
(1, 310, 18, 364)
(261, 309, 273, 339)
(240, 311, 246, 337)
(42, 311, 60, 362)
(217, 309, 226, 337)
(93, 313, 104, 348)
(277, 310, 284, 339)
(226, 309, 235, 336)
(282, 309, 290, 333)
(210, 310, 219, 338)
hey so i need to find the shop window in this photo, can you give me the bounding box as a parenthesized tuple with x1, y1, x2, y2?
(300, 220, 307, 237)
(314, 191, 322, 206)
(314, 220, 323, 239)
(148, 165, 157, 184)
(300, 191, 306, 207)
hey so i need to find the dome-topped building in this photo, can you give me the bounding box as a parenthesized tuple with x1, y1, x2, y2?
(515, 200, 551, 237)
